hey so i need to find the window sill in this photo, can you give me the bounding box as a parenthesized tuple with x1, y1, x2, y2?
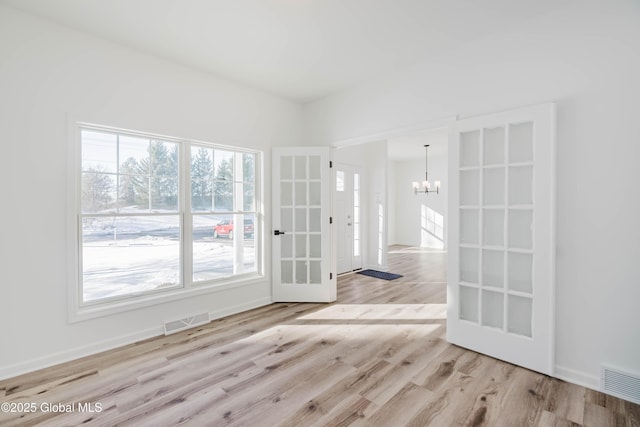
(69, 273, 267, 323)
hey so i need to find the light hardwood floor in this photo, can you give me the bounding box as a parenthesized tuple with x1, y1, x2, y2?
(1, 246, 638, 426)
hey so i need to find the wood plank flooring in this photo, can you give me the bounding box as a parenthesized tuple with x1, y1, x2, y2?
(1, 246, 638, 426)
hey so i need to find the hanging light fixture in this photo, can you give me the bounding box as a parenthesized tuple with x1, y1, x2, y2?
(413, 144, 441, 194)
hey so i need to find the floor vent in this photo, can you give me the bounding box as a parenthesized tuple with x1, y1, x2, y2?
(164, 312, 210, 335)
(601, 364, 640, 404)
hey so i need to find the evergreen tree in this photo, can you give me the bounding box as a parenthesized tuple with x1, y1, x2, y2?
(134, 141, 179, 210)
(191, 147, 213, 210)
(214, 156, 233, 211)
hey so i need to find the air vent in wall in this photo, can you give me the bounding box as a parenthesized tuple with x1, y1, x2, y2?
(164, 312, 210, 335)
(601, 364, 640, 404)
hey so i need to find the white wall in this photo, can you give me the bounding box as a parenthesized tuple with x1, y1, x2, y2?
(303, 1, 640, 389)
(0, 5, 301, 378)
(393, 154, 448, 249)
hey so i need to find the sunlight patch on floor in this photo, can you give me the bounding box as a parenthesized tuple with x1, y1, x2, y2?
(297, 303, 446, 320)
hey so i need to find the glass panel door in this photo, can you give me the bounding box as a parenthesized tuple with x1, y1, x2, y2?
(272, 147, 335, 302)
(448, 103, 556, 375)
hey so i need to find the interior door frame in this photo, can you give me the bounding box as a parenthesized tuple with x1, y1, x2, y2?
(335, 163, 363, 274)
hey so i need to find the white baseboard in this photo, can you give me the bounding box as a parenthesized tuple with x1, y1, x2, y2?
(555, 364, 600, 391)
(0, 297, 272, 381)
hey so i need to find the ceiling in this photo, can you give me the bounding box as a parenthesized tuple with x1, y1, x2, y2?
(387, 127, 448, 162)
(1, 0, 571, 104)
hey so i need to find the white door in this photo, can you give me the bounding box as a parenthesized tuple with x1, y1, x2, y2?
(335, 165, 363, 274)
(272, 147, 336, 302)
(447, 103, 556, 375)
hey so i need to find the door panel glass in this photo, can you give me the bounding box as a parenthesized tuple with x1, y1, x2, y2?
(281, 208, 293, 231)
(482, 249, 504, 288)
(309, 235, 321, 258)
(309, 156, 321, 179)
(310, 261, 322, 284)
(295, 235, 307, 258)
(281, 156, 293, 179)
(460, 170, 480, 206)
(460, 247, 479, 284)
(296, 261, 307, 284)
(508, 295, 532, 337)
(281, 182, 293, 206)
(460, 286, 479, 322)
(508, 210, 533, 249)
(281, 234, 293, 258)
(309, 182, 321, 205)
(309, 208, 321, 232)
(482, 290, 504, 329)
(295, 156, 307, 180)
(483, 127, 505, 166)
(281, 260, 293, 284)
(460, 130, 480, 167)
(509, 122, 534, 163)
(483, 209, 504, 247)
(508, 252, 533, 294)
(460, 209, 479, 244)
(509, 166, 533, 205)
(295, 182, 307, 206)
(483, 168, 505, 205)
(295, 208, 307, 232)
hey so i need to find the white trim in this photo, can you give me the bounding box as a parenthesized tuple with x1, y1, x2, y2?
(330, 116, 457, 148)
(555, 364, 600, 391)
(70, 275, 268, 322)
(0, 297, 272, 381)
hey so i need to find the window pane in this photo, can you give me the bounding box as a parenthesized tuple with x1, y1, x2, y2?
(151, 176, 179, 211)
(82, 172, 116, 213)
(336, 170, 345, 191)
(82, 216, 181, 302)
(191, 146, 213, 212)
(82, 130, 117, 173)
(243, 182, 255, 211)
(119, 135, 149, 174)
(191, 179, 212, 211)
(149, 141, 179, 178)
(213, 181, 233, 211)
(213, 149, 234, 181)
(193, 214, 256, 282)
(243, 153, 255, 182)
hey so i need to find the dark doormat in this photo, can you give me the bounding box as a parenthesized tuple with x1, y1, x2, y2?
(356, 269, 403, 281)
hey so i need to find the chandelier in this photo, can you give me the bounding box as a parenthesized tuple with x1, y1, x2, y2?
(412, 144, 440, 194)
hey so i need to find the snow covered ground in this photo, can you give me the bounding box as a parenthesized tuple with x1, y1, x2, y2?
(82, 214, 256, 302)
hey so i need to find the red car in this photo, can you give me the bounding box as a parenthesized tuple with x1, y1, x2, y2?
(213, 218, 254, 239)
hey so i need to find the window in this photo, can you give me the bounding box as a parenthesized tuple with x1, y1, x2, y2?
(336, 170, 345, 191)
(76, 125, 260, 308)
(190, 145, 256, 282)
(353, 172, 361, 257)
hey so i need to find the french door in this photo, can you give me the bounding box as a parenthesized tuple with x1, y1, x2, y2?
(447, 103, 556, 375)
(272, 147, 336, 302)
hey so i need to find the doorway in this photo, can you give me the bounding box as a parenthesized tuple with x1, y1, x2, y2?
(335, 163, 363, 274)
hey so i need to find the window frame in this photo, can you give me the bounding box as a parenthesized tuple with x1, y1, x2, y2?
(68, 122, 263, 322)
